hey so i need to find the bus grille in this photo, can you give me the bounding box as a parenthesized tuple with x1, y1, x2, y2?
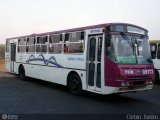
(132, 81, 145, 86)
(126, 76, 149, 81)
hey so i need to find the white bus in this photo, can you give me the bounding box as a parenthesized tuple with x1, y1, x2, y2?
(150, 40, 160, 83)
(5, 23, 154, 95)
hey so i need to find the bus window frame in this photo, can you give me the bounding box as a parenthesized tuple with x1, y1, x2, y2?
(18, 38, 26, 53)
(36, 36, 48, 53)
(64, 31, 85, 55)
(26, 37, 36, 53)
(6, 40, 10, 53)
(48, 34, 62, 54)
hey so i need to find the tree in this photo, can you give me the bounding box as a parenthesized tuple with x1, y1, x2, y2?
(0, 44, 5, 60)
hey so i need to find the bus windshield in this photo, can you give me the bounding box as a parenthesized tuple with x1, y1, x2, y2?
(106, 34, 152, 64)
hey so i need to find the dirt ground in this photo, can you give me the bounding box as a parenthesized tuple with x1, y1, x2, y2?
(0, 60, 5, 71)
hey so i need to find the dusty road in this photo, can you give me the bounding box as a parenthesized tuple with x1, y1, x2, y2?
(0, 61, 160, 120)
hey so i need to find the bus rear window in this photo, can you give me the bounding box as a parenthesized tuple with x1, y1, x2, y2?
(6, 40, 9, 53)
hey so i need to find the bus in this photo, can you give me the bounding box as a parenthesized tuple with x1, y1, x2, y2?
(5, 23, 155, 95)
(150, 40, 160, 83)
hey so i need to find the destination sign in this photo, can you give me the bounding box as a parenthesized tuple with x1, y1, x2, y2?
(88, 28, 103, 34)
(127, 26, 145, 35)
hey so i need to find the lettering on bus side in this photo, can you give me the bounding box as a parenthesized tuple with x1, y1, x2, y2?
(67, 57, 84, 61)
(5, 54, 10, 61)
(19, 55, 23, 60)
(89, 28, 103, 34)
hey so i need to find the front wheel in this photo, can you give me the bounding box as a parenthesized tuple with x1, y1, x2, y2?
(68, 73, 82, 95)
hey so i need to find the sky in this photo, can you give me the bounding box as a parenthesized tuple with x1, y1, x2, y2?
(0, 0, 160, 44)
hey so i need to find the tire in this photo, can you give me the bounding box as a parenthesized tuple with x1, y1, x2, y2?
(68, 73, 82, 95)
(155, 69, 160, 84)
(19, 66, 26, 80)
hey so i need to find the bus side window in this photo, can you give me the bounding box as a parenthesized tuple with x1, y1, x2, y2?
(48, 34, 62, 54)
(18, 38, 26, 53)
(106, 35, 116, 61)
(64, 44, 68, 53)
(66, 31, 84, 54)
(64, 33, 70, 54)
(81, 31, 84, 40)
(150, 44, 157, 59)
(26, 37, 35, 53)
(36, 36, 47, 53)
(157, 44, 160, 59)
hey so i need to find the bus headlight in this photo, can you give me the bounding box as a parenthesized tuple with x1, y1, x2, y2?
(146, 80, 153, 84)
(124, 69, 134, 75)
(121, 81, 130, 86)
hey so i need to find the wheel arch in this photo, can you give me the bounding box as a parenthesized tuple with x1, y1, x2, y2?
(18, 64, 24, 74)
(154, 68, 160, 83)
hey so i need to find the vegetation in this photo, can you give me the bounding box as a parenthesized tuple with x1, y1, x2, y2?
(0, 44, 5, 60)
(149, 40, 160, 43)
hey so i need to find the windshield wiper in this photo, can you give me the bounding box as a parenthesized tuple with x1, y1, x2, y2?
(120, 32, 134, 49)
(120, 32, 138, 64)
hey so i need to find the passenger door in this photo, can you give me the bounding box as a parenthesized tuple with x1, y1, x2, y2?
(10, 43, 16, 72)
(87, 35, 103, 91)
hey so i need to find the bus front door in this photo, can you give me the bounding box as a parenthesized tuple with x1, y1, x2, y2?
(10, 43, 16, 72)
(87, 35, 103, 91)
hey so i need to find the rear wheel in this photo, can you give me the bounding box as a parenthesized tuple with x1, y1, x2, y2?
(19, 66, 26, 80)
(155, 69, 160, 84)
(68, 73, 82, 95)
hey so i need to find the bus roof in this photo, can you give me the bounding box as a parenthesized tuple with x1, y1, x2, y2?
(6, 23, 148, 40)
(149, 40, 160, 44)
